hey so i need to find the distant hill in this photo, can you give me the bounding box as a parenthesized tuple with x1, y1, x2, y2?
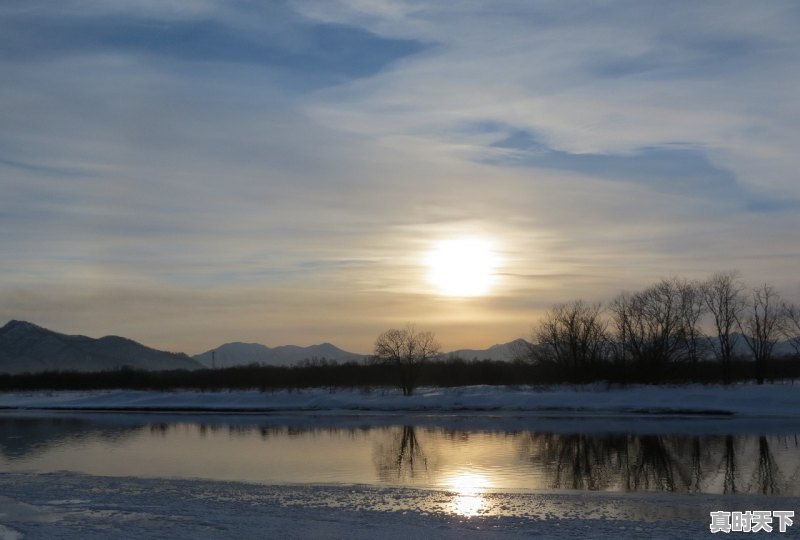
(0, 320, 202, 374)
(194, 341, 367, 368)
(194, 339, 539, 368)
(195, 339, 536, 368)
(447, 335, 797, 362)
(717, 332, 795, 359)
(447, 339, 532, 362)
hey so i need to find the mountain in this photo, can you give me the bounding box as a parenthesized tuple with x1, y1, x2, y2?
(195, 339, 536, 368)
(447, 338, 532, 362)
(698, 333, 796, 359)
(445, 335, 798, 363)
(0, 320, 202, 374)
(194, 341, 366, 368)
(446, 335, 798, 363)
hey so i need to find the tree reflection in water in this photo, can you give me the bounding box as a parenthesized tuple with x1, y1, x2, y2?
(373, 426, 430, 484)
(723, 435, 737, 494)
(519, 433, 799, 495)
(755, 436, 777, 495)
(3, 416, 799, 497)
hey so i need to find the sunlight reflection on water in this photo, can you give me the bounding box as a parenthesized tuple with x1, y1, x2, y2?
(444, 472, 492, 517)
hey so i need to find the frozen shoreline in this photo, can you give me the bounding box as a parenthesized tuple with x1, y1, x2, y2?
(0, 383, 798, 417)
(1, 471, 791, 539)
(2, 384, 799, 538)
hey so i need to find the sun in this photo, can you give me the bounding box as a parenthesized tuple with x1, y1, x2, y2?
(425, 237, 499, 297)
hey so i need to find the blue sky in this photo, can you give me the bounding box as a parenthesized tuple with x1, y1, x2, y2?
(2, 1, 800, 353)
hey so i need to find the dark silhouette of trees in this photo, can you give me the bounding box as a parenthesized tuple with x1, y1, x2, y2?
(525, 273, 795, 385)
(608, 291, 632, 369)
(702, 271, 746, 384)
(530, 300, 609, 381)
(782, 302, 800, 357)
(676, 277, 708, 368)
(739, 284, 785, 384)
(372, 324, 440, 396)
(1, 352, 799, 391)
(608, 278, 691, 382)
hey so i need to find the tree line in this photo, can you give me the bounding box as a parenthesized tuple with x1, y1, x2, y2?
(529, 271, 800, 385)
(0, 349, 797, 393)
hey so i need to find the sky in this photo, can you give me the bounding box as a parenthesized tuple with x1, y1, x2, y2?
(2, 0, 800, 355)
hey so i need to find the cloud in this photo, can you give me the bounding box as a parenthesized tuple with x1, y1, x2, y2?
(0, 5, 426, 89)
(303, 1, 800, 191)
(487, 130, 795, 211)
(2, 1, 800, 351)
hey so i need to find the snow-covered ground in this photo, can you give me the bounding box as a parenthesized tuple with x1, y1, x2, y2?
(1, 471, 790, 539)
(1, 383, 798, 417)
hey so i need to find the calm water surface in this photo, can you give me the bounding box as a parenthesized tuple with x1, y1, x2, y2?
(1, 413, 798, 498)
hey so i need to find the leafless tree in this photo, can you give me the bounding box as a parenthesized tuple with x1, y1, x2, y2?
(738, 284, 785, 384)
(783, 303, 800, 356)
(675, 278, 708, 366)
(702, 271, 746, 384)
(609, 279, 686, 382)
(531, 300, 609, 380)
(373, 324, 440, 396)
(608, 292, 632, 367)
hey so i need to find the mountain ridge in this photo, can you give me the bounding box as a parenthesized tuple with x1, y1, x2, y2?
(448, 338, 532, 362)
(193, 338, 535, 367)
(193, 341, 367, 368)
(5, 320, 794, 373)
(0, 320, 202, 374)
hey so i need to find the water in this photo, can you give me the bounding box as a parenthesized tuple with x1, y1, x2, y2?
(1, 413, 798, 497)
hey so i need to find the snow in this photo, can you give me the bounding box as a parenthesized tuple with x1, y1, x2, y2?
(0, 383, 798, 417)
(1, 471, 785, 539)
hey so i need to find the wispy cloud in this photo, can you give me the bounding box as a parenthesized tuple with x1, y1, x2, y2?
(1, 1, 799, 352)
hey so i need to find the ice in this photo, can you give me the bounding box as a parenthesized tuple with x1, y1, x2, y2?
(1, 471, 775, 539)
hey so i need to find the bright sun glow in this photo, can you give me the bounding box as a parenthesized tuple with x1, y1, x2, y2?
(445, 472, 492, 517)
(426, 237, 499, 297)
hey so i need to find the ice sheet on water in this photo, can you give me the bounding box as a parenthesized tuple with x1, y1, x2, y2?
(1, 472, 796, 539)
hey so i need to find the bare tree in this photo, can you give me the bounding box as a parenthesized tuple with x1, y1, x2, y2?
(783, 303, 800, 356)
(675, 278, 708, 367)
(739, 284, 784, 384)
(702, 271, 746, 384)
(373, 324, 440, 396)
(609, 279, 686, 382)
(531, 300, 609, 380)
(608, 292, 632, 367)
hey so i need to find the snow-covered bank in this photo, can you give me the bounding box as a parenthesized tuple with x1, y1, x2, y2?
(0, 384, 798, 417)
(1, 472, 787, 539)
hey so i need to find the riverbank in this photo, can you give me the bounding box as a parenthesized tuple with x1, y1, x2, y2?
(0, 383, 797, 417)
